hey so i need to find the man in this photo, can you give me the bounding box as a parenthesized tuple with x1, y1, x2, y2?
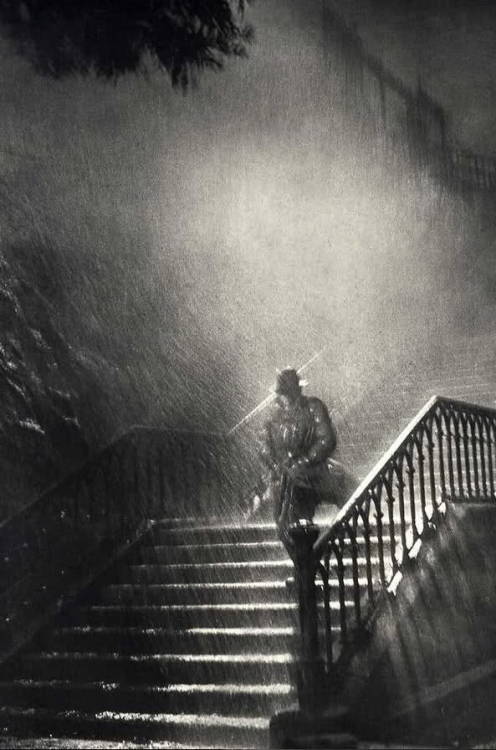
(259, 368, 338, 532)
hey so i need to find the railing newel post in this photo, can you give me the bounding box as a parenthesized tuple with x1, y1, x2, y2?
(288, 523, 326, 714)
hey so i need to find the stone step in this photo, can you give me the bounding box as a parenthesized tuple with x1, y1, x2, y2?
(64, 583, 360, 621)
(98, 581, 294, 606)
(120, 536, 388, 575)
(61, 602, 297, 627)
(152, 517, 230, 529)
(61, 603, 302, 629)
(117, 538, 388, 581)
(111, 561, 383, 586)
(97, 574, 374, 606)
(14, 652, 295, 685)
(130, 541, 288, 565)
(113, 560, 294, 585)
(37, 626, 313, 655)
(131, 534, 390, 566)
(149, 523, 278, 546)
(0, 739, 213, 749)
(0, 679, 295, 718)
(0, 705, 269, 748)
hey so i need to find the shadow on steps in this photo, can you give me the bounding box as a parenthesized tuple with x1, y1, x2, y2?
(345, 502, 496, 748)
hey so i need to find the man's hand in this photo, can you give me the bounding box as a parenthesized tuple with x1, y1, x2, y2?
(284, 459, 306, 481)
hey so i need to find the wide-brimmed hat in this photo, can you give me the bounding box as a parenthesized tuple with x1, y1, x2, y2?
(271, 368, 308, 395)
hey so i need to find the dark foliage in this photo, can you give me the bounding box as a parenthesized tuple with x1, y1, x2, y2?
(0, 0, 253, 87)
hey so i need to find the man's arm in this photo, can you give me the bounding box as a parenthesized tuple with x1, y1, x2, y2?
(259, 421, 278, 475)
(297, 398, 337, 467)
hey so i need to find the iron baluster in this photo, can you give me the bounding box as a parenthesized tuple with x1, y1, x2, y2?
(443, 410, 456, 499)
(384, 473, 398, 574)
(348, 514, 362, 629)
(485, 417, 495, 498)
(320, 554, 333, 672)
(477, 415, 488, 496)
(426, 426, 437, 521)
(469, 415, 481, 498)
(460, 413, 473, 498)
(331, 536, 348, 647)
(452, 411, 465, 498)
(394, 458, 408, 556)
(372, 488, 386, 586)
(359, 498, 374, 608)
(415, 431, 427, 534)
(492, 418, 496, 496)
(435, 410, 448, 504)
(405, 444, 419, 542)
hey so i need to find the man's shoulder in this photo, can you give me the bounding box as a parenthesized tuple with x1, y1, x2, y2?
(263, 401, 283, 425)
(305, 395, 329, 411)
(305, 396, 331, 419)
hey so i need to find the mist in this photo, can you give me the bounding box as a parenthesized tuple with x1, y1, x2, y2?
(0, 0, 493, 501)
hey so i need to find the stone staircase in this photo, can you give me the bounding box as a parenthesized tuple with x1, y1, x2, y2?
(0, 518, 296, 748)
(0, 506, 400, 748)
(2, 335, 496, 748)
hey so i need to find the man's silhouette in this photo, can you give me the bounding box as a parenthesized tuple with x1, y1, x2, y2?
(259, 368, 338, 531)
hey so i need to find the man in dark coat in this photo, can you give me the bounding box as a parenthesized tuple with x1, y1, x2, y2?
(259, 368, 338, 531)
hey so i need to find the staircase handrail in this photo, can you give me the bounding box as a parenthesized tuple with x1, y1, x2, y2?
(0, 425, 224, 532)
(290, 394, 496, 709)
(324, 2, 496, 193)
(0, 424, 251, 664)
(313, 394, 440, 556)
(0, 345, 335, 663)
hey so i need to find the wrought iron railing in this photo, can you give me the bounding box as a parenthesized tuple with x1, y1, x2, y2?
(451, 148, 496, 192)
(0, 426, 256, 661)
(323, 2, 496, 194)
(290, 395, 496, 709)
